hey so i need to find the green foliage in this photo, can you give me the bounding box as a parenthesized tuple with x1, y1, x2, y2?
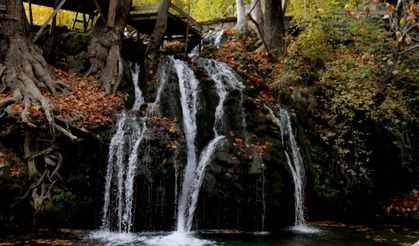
(188, 0, 236, 21)
(276, 14, 418, 205)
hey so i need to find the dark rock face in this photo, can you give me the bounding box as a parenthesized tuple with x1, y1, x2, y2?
(0, 57, 295, 232)
(127, 58, 294, 232)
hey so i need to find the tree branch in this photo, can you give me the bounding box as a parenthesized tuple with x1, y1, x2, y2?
(398, 43, 419, 55)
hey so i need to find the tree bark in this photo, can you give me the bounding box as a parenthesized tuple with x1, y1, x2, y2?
(146, 0, 171, 66)
(250, 0, 263, 26)
(264, 0, 286, 57)
(85, 0, 132, 94)
(235, 0, 248, 33)
(0, 0, 71, 132)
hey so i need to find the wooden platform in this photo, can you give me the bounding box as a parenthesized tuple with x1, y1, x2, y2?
(23, 0, 97, 14)
(129, 3, 202, 40)
(20, 1, 202, 44)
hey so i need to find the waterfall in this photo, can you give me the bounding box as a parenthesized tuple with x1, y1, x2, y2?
(132, 63, 144, 111)
(174, 57, 245, 232)
(100, 61, 169, 233)
(172, 57, 199, 232)
(199, 58, 243, 134)
(267, 106, 306, 227)
(101, 112, 146, 233)
(189, 30, 226, 57)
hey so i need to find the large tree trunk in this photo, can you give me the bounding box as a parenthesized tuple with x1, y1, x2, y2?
(235, 0, 248, 33)
(250, 0, 263, 25)
(85, 0, 132, 94)
(0, 0, 70, 132)
(146, 0, 171, 66)
(264, 0, 286, 57)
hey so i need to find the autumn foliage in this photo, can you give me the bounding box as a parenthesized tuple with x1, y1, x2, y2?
(45, 68, 125, 129)
(0, 67, 125, 130)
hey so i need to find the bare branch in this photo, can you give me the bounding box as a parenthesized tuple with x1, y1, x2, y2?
(398, 43, 419, 55)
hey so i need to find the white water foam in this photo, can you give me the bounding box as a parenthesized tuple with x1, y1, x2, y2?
(144, 231, 214, 246)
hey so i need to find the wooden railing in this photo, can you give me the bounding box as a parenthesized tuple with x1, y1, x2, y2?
(130, 3, 202, 32)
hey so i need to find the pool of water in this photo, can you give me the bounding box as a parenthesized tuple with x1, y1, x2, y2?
(0, 224, 417, 246)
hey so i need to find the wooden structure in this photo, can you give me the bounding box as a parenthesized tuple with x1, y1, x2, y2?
(20, 0, 202, 45)
(71, 12, 95, 30)
(129, 3, 202, 40)
(0, 0, 6, 12)
(23, 0, 97, 14)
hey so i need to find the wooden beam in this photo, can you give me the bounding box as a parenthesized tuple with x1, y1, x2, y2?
(71, 12, 78, 29)
(92, 0, 106, 24)
(130, 4, 160, 12)
(107, 0, 118, 28)
(49, 0, 60, 35)
(82, 13, 87, 30)
(28, 0, 33, 26)
(169, 3, 202, 31)
(33, 0, 67, 42)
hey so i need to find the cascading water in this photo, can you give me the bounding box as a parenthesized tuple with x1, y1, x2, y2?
(172, 57, 200, 232)
(170, 57, 223, 233)
(268, 106, 305, 226)
(99, 61, 170, 234)
(201, 58, 266, 232)
(189, 30, 226, 57)
(268, 106, 319, 233)
(101, 97, 145, 232)
(132, 63, 144, 111)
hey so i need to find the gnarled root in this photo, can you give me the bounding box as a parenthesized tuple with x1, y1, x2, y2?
(14, 132, 64, 214)
(85, 30, 124, 94)
(0, 37, 77, 140)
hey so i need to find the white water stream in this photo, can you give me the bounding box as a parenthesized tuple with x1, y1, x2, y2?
(268, 106, 320, 233)
(99, 61, 169, 233)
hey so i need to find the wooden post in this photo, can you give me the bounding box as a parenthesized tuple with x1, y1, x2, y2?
(71, 12, 78, 30)
(33, 0, 67, 42)
(107, 0, 118, 28)
(28, 0, 33, 26)
(83, 13, 87, 30)
(49, 0, 60, 35)
(92, 0, 107, 24)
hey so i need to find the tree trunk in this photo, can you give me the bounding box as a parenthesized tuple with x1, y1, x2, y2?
(250, 0, 263, 25)
(0, 0, 70, 130)
(235, 0, 248, 33)
(282, 0, 288, 15)
(85, 0, 132, 94)
(146, 0, 171, 66)
(264, 0, 285, 57)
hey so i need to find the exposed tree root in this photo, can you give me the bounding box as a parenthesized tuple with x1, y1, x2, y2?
(0, 37, 77, 140)
(13, 132, 64, 214)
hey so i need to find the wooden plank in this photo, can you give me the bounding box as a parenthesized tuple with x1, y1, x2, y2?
(169, 3, 202, 31)
(92, 0, 106, 24)
(49, 0, 60, 35)
(130, 4, 159, 12)
(0, 5, 6, 12)
(131, 15, 157, 21)
(107, 0, 118, 27)
(33, 0, 67, 43)
(28, 0, 33, 25)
